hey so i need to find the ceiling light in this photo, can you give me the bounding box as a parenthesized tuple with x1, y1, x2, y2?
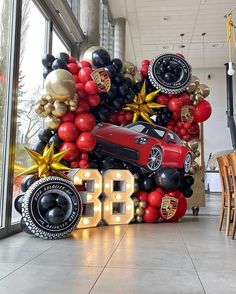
(163, 16, 170, 21)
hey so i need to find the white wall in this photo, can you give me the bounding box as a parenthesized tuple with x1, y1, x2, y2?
(193, 67, 236, 165)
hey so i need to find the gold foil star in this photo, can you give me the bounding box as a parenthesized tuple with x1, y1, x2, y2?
(123, 80, 165, 124)
(18, 143, 70, 178)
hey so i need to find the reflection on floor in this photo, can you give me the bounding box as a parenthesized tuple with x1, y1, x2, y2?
(1, 192, 236, 294)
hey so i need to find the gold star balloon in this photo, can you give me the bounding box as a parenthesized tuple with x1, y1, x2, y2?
(18, 143, 70, 178)
(123, 80, 165, 124)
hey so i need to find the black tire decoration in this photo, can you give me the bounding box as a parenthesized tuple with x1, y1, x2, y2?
(148, 53, 192, 94)
(22, 176, 83, 240)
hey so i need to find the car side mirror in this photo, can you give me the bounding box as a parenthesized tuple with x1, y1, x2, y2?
(166, 137, 176, 144)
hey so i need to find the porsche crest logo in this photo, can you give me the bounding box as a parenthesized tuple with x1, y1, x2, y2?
(161, 196, 178, 220)
(181, 105, 194, 123)
(91, 68, 111, 92)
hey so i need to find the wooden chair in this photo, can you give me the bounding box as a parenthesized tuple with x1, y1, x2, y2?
(228, 152, 236, 239)
(217, 155, 232, 236)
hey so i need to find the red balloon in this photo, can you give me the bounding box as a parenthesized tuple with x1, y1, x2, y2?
(70, 161, 80, 168)
(87, 94, 101, 107)
(78, 60, 92, 69)
(76, 100, 90, 113)
(182, 134, 191, 142)
(147, 191, 163, 208)
(80, 152, 89, 161)
(177, 92, 190, 105)
(74, 113, 96, 132)
(78, 67, 93, 83)
(157, 94, 170, 105)
(141, 59, 150, 66)
(137, 191, 148, 202)
(76, 132, 96, 152)
(60, 142, 79, 161)
(75, 83, 85, 93)
(58, 122, 79, 142)
(143, 206, 160, 223)
(180, 128, 187, 136)
(79, 159, 89, 168)
(67, 63, 79, 75)
(140, 65, 149, 78)
(155, 187, 166, 195)
(125, 111, 133, 122)
(69, 56, 76, 63)
(172, 112, 181, 121)
(117, 114, 125, 124)
(183, 121, 191, 130)
(194, 100, 212, 123)
(168, 98, 183, 112)
(188, 122, 199, 135)
(85, 80, 98, 95)
(177, 121, 183, 128)
(73, 75, 79, 83)
(61, 111, 76, 122)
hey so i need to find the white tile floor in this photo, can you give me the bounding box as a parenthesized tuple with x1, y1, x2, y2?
(0, 193, 235, 294)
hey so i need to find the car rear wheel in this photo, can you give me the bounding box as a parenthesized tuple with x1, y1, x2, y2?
(184, 153, 192, 173)
(147, 146, 162, 171)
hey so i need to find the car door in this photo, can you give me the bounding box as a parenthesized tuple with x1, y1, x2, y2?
(162, 131, 182, 166)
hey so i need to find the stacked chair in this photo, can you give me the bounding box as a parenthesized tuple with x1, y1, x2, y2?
(217, 152, 236, 239)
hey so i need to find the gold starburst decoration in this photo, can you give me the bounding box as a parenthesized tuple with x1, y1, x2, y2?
(123, 80, 165, 124)
(18, 143, 70, 178)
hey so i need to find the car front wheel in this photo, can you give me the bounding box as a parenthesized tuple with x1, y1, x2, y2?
(147, 146, 162, 171)
(184, 153, 192, 173)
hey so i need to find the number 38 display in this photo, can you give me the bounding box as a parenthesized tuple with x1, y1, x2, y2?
(69, 169, 135, 228)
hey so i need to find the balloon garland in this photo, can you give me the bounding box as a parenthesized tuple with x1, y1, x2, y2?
(14, 48, 212, 239)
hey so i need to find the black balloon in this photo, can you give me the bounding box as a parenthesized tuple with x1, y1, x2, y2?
(14, 194, 25, 214)
(43, 67, 52, 79)
(113, 73, 124, 85)
(38, 129, 53, 143)
(139, 177, 154, 192)
(56, 52, 69, 64)
(111, 58, 123, 72)
(39, 194, 57, 212)
(97, 107, 110, 122)
(46, 207, 66, 225)
(183, 188, 193, 198)
(48, 135, 63, 148)
(105, 65, 117, 78)
(154, 167, 182, 190)
(21, 175, 39, 192)
(107, 84, 117, 100)
(42, 53, 55, 68)
(92, 49, 111, 68)
(52, 59, 67, 70)
(124, 76, 133, 88)
(21, 218, 33, 235)
(112, 98, 124, 110)
(119, 83, 129, 97)
(101, 156, 116, 170)
(183, 175, 194, 187)
(31, 141, 46, 154)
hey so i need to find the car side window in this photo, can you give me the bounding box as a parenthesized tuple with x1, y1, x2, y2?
(166, 132, 175, 142)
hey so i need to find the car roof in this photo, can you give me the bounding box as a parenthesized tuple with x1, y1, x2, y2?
(126, 121, 168, 132)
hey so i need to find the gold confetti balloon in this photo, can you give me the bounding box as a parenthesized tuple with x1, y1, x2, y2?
(45, 69, 75, 102)
(139, 201, 147, 209)
(124, 61, 135, 75)
(136, 207, 144, 216)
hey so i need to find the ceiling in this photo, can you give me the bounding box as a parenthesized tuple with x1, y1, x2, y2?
(107, 0, 236, 69)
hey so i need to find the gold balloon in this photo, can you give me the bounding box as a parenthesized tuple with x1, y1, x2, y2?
(136, 216, 143, 223)
(44, 103, 55, 115)
(124, 73, 133, 81)
(45, 69, 75, 101)
(189, 140, 199, 152)
(134, 181, 140, 193)
(136, 207, 144, 216)
(69, 106, 76, 112)
(40, 96, 48, 106)
(124, 61, 135, 75)
(191, 75, 200, 87)
(34, 105, 44, 115)
(187, 82, 197, 93)
(191, 161, 199, 171)
(139, 201, 147, 209)
(194, 93, 203, 102)
(198, 84, 210, 98)
(133, 197, 139, 207)
(45, 115, 61, 130)
(52, 101, 67, 117)
(189, 166, 197, 175)
(133, 70, 142, 84)
(194, 150, 200, 157)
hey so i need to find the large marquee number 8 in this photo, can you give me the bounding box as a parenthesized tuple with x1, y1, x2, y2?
(73, 169, 102, 229)
(103, 170, 134, 225)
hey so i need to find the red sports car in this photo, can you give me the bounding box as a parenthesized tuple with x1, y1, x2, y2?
(92, 122, 192, 173)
